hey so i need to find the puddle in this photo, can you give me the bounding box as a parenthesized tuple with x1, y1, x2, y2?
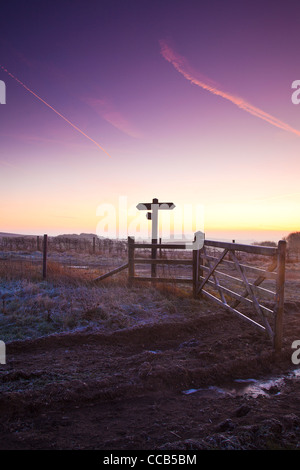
(230, 377, 285, 398)
(182, 368, 300, 399)
(183, 386, 229, 397)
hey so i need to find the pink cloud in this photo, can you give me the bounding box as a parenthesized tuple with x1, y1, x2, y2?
(85, 97, 143, 139)
(160, 40, 300, 138)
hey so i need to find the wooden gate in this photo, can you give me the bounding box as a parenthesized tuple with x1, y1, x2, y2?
(194, 239, 286, 352)
(127, 236, 194, 285)
(127, 235, 286, 352)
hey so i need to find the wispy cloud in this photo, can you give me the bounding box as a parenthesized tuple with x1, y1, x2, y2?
(85, 97, 142, 139)
(0, 159, 23, 171)
(0, 65, 112, 157)
(1, 130, 101, 151)
(0, 158, 30, 176)
(160, 40, 300, 137)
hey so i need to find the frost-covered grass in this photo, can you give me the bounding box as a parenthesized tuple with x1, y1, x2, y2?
(0, 276, 199, 343)
(0, 253, 201, 342)
(2, 248, 298, 344)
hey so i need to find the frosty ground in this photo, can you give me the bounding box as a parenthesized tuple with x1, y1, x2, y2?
(0, 265, 300, 450)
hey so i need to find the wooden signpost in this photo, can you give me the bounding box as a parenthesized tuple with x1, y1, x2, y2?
(136, 198, 175, 277)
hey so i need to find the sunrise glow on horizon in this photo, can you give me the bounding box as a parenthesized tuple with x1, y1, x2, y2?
(1, 1, 300, 243)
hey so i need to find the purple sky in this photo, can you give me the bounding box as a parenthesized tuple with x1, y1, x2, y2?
(0, 0, 300, 241)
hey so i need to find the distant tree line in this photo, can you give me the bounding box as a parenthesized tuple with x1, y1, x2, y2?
(1, 231, 300, 260)
(0, 235, 128, 256)
(284, 231, 300, 260)
(252, 232, 300, 260)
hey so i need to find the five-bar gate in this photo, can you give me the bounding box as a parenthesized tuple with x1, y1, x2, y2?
(128, 236, 286, 352)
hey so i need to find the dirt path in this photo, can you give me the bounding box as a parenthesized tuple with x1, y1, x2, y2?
(1, 304, 300, 450)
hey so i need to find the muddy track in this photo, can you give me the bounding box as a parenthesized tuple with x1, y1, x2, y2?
(0, 307, 300, 450)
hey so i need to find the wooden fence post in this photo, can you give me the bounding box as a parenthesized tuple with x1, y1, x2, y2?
(151, 238, 157, 278)
(193, 241, 199, 299)
(128, 236, 135, 287)
(274, 240, 287, 352)
(43, 234, 48, 279)
(37, 236, 40, 251)
(93, 236, 96, 254)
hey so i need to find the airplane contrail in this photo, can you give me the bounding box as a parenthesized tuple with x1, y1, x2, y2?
(0, 65, 112, 157)
(160, 40, 300, 137)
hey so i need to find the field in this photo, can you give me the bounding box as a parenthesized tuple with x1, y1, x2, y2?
(0, 235, 300, 450)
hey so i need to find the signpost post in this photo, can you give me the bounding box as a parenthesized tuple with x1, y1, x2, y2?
(136, 198, 175, 277)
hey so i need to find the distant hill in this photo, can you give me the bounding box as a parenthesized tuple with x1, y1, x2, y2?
(57, 233, 105, 239)
(0, 232, 34, 238)
(0, 232, 105, 239)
